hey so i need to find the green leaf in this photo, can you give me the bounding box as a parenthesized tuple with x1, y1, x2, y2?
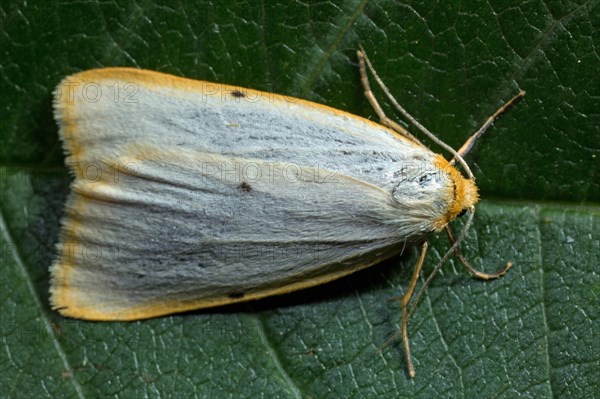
(1, 1, 598, 398)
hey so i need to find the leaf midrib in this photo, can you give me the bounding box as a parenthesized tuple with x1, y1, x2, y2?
(0, 212, 86, 399)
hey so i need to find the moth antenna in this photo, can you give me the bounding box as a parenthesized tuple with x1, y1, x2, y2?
(358, 46, 475, 181)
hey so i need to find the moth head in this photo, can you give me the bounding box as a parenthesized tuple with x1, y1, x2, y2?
(432, 154, 479, 230)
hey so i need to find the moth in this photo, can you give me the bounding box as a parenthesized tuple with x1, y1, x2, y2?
(51, 49, 523, 377)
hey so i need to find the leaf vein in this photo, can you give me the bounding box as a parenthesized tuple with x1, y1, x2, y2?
(251, 314, 303, 399)
(0, 212, 86, 399)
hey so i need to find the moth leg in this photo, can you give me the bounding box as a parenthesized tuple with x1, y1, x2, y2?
(445, 225, 513, 280)
(356, 49, 423, 146)
(453, 90, 526, 161)
(400, 240, 428, 378)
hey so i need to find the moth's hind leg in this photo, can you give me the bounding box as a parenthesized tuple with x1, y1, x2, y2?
(377, 241, 428, 378)
(399, 241, 428, 378)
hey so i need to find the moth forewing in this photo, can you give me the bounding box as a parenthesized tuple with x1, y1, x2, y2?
(51, 68, 467, 321)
